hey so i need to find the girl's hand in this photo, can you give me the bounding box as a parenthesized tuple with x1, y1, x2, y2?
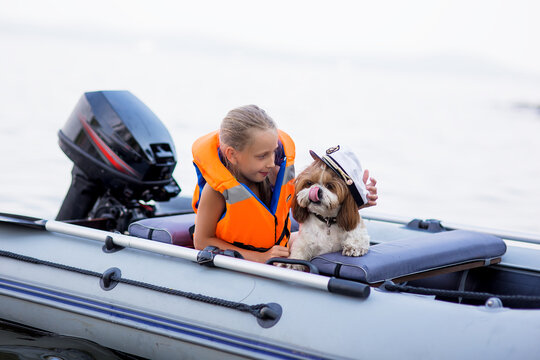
(255, 245, 290, 263)
(360, 169, 378, 209)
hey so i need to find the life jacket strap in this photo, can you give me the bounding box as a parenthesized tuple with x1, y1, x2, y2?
(276, 214, 290, 247)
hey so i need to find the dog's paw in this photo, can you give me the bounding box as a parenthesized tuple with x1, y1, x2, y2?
(342, 245, 369, 257)
(277, 263, 310, 272)
(291, 264, 310, 271)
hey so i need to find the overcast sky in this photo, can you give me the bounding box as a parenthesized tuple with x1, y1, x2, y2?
(2, 0, 540, 76)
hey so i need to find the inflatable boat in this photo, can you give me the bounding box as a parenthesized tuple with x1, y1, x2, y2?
(2, 207, 540, 359)
(1, 91, 540, 359)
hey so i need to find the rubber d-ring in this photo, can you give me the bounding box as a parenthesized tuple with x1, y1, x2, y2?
(257, 303, 283, 328)
(100, 267, 121, 291)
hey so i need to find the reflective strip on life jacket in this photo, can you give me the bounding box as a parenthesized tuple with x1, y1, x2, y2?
(223, 185, 252, 205)
(283, 164, 295, 184)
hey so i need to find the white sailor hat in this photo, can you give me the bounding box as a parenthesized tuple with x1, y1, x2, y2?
(309, 145, 368, 207)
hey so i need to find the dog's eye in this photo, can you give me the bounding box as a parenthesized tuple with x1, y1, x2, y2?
(305, 181, 313, 187)
(326, 182, 334, 190)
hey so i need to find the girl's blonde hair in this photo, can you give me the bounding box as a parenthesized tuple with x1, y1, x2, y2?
(219, 105, 277, 151)
(219, 105, 277, 206)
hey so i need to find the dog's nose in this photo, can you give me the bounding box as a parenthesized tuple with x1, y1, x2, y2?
(308, 186, 322, 203)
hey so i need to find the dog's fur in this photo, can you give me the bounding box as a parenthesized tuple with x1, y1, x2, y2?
(289, 159, 369, 262)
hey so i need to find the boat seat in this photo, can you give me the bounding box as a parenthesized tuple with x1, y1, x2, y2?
(128, 213, 196, 247)
(128, 215, 506, 286)
(310, 230, 507, 285)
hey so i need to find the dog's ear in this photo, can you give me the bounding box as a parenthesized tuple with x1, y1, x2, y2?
(291, 186, 310, 224)
(337, 192, 360, 231)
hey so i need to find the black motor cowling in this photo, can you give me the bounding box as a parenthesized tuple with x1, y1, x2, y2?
(56, 90, 180, 231)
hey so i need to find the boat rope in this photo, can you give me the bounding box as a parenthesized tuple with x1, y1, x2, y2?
(0, 249, 276, 321)
(382, 282, 540, 307)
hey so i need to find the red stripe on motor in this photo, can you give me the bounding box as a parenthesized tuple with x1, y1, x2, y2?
(79, 115, 139, 178)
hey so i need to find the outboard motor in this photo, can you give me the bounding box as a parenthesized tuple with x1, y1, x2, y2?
(57, 90, 180, 232)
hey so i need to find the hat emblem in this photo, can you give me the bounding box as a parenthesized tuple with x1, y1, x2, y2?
(325, 145, 340, 155)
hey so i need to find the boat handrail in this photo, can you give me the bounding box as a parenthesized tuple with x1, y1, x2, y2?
(44, 220, 370, 299)
(361, 210, 540, 245)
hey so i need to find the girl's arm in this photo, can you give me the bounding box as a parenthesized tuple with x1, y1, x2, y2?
(193, 185, 289, 263)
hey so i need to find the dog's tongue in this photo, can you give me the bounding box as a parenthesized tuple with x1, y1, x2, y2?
(309, 186, 321, 202)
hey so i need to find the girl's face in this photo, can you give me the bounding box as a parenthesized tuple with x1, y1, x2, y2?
(232, 129, 278, 184)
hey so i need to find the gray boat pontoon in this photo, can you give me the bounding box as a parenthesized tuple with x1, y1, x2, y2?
(1, 207, 540, 359)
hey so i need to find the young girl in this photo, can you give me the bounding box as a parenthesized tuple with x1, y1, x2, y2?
(191, 105, 295, 263)
(192, 105, 378, 263)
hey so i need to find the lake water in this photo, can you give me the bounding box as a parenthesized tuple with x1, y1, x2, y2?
(0, 319, 138, 359)
(1, 10, 540, 358)
(1, 27, 539, 234)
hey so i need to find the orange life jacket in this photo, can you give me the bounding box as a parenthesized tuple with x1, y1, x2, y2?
(192, 130, 295, 251)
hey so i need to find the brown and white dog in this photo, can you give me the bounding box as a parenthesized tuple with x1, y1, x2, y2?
(289, 146, 370, 262)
